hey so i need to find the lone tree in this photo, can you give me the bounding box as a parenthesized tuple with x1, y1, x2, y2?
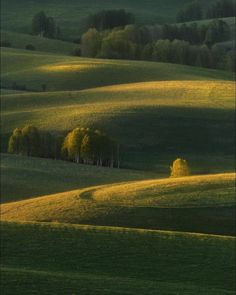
(32, 11, 60, 38)
(170, 158, 191, 177)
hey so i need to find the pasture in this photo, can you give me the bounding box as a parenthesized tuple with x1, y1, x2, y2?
(1, 221, 235, 295)
(1, 173, 235, 235)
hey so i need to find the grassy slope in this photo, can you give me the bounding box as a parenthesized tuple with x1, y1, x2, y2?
(1, 221, 235, 295)
(1, 48, 234, 92)
(2, 173, 235, 235)
(1, 30, 77, 55)
(1, 0, 218, 39)
(0, 154, 155, 203)
(2, 68, 235, 171)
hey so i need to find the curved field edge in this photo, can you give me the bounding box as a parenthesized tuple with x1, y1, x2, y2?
(1, 221, 235, 295)
(1, 173, 235, 235)
(0, 153, 156, 203)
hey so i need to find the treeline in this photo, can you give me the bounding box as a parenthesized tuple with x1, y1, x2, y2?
(8, 126, 120, 168)
(31, 11, 61, 39)
(177, 0, 235, 22)
(86, 9, 135, 31)
(80, 20, 235, 71)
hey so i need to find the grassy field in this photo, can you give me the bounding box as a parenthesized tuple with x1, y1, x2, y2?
(2, 48, 234, 92)
(0, 154, 156, 203)
(1, 61, 235, 171)
(1, 221, 235, 295)
(1, 0, 219, 40)
(1, 30, 77, 55)
(1, 173, 235, 235)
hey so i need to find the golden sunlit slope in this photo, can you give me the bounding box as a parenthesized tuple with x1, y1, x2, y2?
(1, 173, 235, 235)
(2, 79, 235, 171)
(1, 48, 234, 92)
(0, 154, 155, 203)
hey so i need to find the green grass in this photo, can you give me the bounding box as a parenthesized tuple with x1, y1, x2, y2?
(0, 153, 156, 203)
(1, 0, 219, 40)
(1, 64, 235, 171)
(1, 221, 235, 294)
(1, 30, 77, 55)
(2, 173, 235, 235)
(2, 48, 234, 92)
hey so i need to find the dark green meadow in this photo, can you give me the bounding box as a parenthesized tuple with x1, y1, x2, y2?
(1, 1, 236, 294)
(1, 222, 235, 295)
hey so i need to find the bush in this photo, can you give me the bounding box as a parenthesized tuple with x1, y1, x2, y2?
(73, 47, 81, 56)
(0, 41, 11, 47)
(170, 158, 191, 177)
(25, 44, 36, 50)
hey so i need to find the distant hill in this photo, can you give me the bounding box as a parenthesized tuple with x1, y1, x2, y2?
(1, 50, 235, 171)
(1, 30, 77, 55)
(1, 0, 220, 39)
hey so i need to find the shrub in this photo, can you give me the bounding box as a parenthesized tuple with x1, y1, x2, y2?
(25, 44, 36, 50)
(170, 158, 191, 177)
(0, 41, 11, 47)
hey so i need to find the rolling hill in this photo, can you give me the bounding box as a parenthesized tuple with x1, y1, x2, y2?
(1, 0, 219, 39)
(1, 48, 234, 92)
(1, 221, 235, 295)
(0, 153, 156, 203)
(1, 54, 235, 171)
(1, 30, 77, 55)
(1, 173, 235, 235)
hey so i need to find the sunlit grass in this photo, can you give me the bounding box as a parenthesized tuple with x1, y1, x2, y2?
(1, 172, 235, 235)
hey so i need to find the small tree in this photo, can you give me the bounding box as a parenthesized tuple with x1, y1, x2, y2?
(8, 128, 24, 154)
(170, 158, 191, 177)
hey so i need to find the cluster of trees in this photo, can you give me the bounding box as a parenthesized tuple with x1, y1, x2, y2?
(8, 125, 63, 159)
(206, 0, 236, 18)
(62, 128, 119, 167)
(149, 20, 230, 46)
(80, 21, 234, 71)
(32, 11, 61, 38)
(146, 40, 235, 70)
(176, 0, 235, 22)
(177, 1, 203, 22)
(86, 9, 135, 31)
(8, 126, 120, 168)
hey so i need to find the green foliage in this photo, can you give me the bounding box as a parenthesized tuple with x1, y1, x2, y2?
(100, 30, 137, 59)
(207, 0, 236, 18)
(176, 1, 203, 22)
(31, 11, 60, 39)
(21, 125, 41, 156)
(205, 20, 231, 46)
(170, 158, 191, 177)
(62, 128, 118, 167)
(7, 128, 24, 154)
(8, 125, 41, 157)
(86, 9, 135, 31)
(81, 28, 102, 57)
